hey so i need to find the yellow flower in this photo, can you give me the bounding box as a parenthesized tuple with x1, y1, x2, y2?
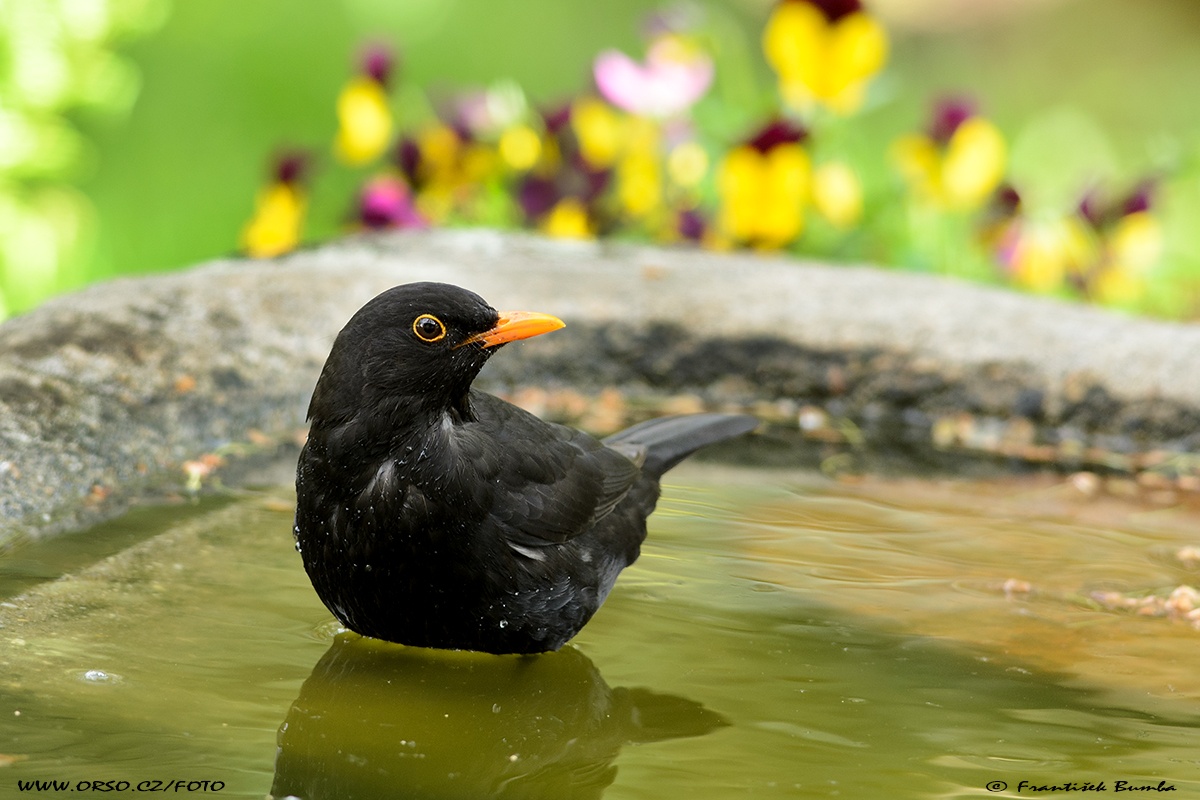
(241, 154, 308, 258)
(617, 151, 661, 219)
(893, 100, 1006, 211)
(572, 97, 623, 169)
(667, 141, 709, 190)
(498, 124, 542, 171)
(940, 118, 1006, 209)
(461, 143, 498, 186)
(242, 182, 305, 258)
(414, 187, 454, 224)
(614, 117, 662, 219)
(1091, 211, 1163, 305)
(417, 124, 462, 180)
(1092, 266, 1144, 306)
(334, 75, 393, 166)
(541, 198, 594, 239)
(812, 161, 862, 228)
(534, 134, 563, 176)
(402, 124, 502, 223)
(1109, 210, 1163, 274)
(1006, 217, 1094, 294)
(763, 0, 888, 115)
(718, 136, 811, 249)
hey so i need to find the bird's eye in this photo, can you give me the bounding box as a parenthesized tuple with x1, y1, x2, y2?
(412, 314, 447, 343)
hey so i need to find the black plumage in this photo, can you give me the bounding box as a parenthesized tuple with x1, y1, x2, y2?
(294, 282, 757, 654)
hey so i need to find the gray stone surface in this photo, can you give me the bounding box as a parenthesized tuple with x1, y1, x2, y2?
(1, 228, 1198, 546)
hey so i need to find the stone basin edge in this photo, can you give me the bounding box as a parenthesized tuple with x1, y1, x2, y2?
(2, 228, 1197, 546)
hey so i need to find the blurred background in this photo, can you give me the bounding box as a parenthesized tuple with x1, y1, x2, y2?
(3, 0, 1200, 319)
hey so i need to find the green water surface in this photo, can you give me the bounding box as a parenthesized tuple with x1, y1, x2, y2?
(2, 463, 1199, 798)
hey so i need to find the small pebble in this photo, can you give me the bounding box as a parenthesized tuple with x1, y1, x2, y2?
(1002, 578, 1032, 596)
(1069, 471, 1101, 497)
(1176, 546, 1200, 568)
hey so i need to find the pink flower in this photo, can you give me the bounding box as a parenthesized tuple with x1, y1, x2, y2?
(357, 176, 427, 230)
(593, 36, 713, 118)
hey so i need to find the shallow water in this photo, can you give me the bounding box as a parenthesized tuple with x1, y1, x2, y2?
(2, 462, 1200, 798)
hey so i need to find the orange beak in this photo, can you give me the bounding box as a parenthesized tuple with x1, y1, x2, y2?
(458, 310, 565, 349)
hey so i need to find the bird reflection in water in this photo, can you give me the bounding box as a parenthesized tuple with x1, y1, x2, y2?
(271, 633, 728, 800)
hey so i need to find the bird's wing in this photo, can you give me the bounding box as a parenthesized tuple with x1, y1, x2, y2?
(460, 393, 640, 547)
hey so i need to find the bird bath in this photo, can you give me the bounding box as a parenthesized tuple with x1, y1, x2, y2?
(3, 231, 1200, 797)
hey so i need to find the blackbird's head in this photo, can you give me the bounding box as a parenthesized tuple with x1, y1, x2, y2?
(307, 282, 564, 427)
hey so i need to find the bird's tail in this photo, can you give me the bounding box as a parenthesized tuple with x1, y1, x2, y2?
(603, 413, 758, 478)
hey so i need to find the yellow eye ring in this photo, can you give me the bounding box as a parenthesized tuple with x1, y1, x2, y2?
(412, 314, 447, 343)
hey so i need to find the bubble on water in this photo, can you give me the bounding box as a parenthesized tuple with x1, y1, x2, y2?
(78, 669, 122, 685)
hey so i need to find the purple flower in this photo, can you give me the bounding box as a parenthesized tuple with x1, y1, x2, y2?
(643, 3, 704, 39)
(394, 137, 423, 186)
(568, 152, 612, 202)
(1077, 179, 1157, 230)
(541, 103, 573, 135)
(928, 96, 977, 145)
(515, 151, 611, 226)
(678, 207, 707, 241)
(782, 0, 863, 23)
(992, 184, 1021, 216)
(1121, 180, 1155, 216)
(1077, 186, 1107, 228)
(445, 90, 491, 137)
(273, 151, 310, 185)
(746, 119, 808, 153)
(517, 176, 560, 221)
(360, 43, 395, 87)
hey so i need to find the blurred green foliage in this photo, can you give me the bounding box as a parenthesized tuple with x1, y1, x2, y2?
(5, 0, 1200, 319)
(0, 0, 167, 313)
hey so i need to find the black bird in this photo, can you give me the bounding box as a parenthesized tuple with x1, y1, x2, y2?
(294, 282, 757, 654)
